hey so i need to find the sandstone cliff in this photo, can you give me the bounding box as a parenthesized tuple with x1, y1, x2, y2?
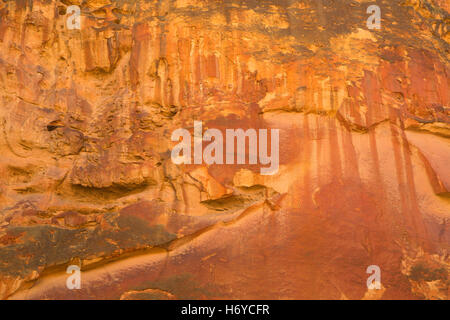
(0, 0, 448, 299)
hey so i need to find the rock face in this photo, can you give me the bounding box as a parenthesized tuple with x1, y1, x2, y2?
(0, 0, 448, 300)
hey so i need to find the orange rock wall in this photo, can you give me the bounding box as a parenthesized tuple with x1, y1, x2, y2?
(0, 0, 448, 299)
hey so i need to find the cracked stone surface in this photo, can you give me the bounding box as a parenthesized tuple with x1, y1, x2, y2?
(0, 0, 449, 299)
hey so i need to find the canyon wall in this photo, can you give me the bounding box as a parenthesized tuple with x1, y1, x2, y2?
(0, 0, 448, 299)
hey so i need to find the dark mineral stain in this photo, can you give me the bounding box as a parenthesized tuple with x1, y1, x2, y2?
(0, 213, 176, 278)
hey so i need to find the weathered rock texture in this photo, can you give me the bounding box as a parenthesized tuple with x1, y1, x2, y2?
(0, 0, 449, 300)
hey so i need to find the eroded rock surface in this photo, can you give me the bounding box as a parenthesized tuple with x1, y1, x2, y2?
(0, 0, 449, 299)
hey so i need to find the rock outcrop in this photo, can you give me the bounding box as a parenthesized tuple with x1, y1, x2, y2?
(0, 0, 448, 299)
